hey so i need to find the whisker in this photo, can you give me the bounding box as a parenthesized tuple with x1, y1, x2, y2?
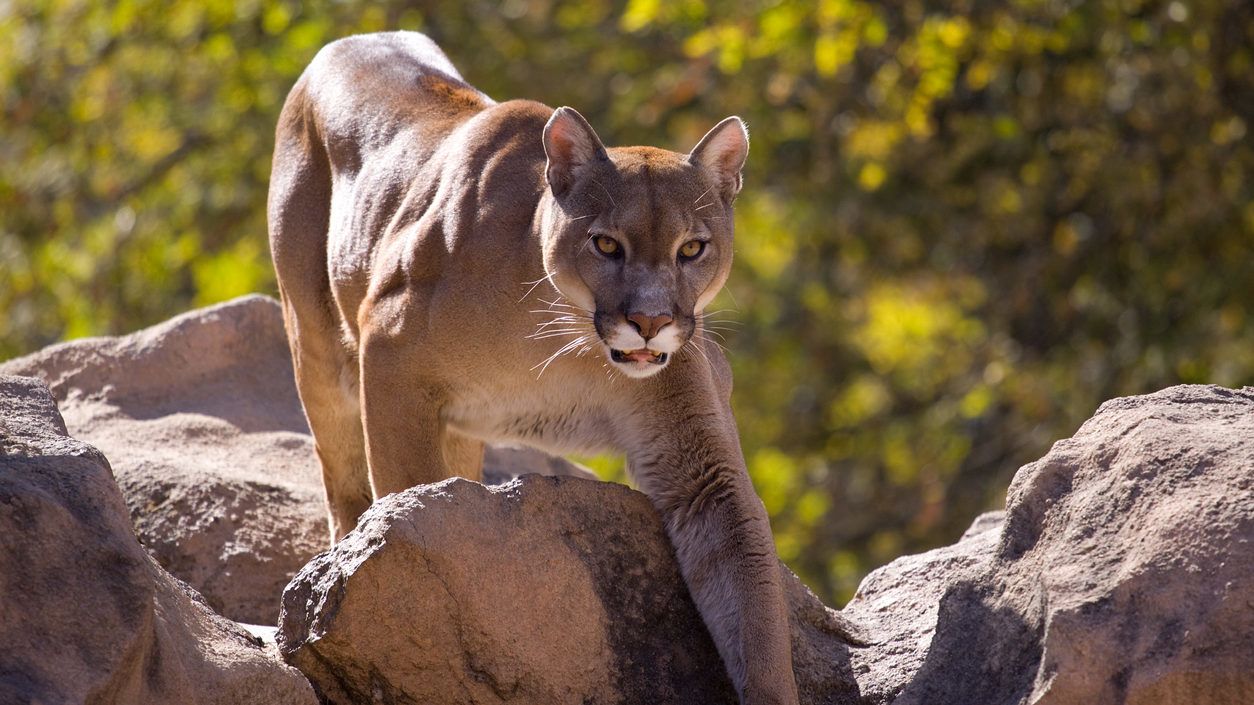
(532, 315, 587, 325)
(534, 324, 586, 334)
(530, 311, 591, 321)
(593, 180, 618, 209)
(531, 318, 592, 329)
(695, 328, 728, 345)
(538, 298, 592, 314)
(695, 334, 728, 355)
(530, 331, 584, 340)
(533, 319, 591, 332)
(533, 334, 591, 378)
(532, 314, 583, 322)
(518, 270, 558, 303)
(687, 337, 715, 368)
(692, 186, 712, 206)
(532, 337, 582, 372)
(526, 330, 589, 340)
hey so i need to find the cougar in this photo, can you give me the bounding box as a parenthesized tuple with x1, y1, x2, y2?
(270, 31, 810, 704)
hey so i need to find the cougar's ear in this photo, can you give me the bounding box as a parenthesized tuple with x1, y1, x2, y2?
(688, 116, 749, 202)
(543, 107, 607, 197)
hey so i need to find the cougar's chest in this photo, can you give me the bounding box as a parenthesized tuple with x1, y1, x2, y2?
(443, 374, 620, 456)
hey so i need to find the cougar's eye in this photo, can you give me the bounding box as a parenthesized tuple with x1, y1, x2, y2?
(678, 239, 706, 260)
(594, 235, 622, 257)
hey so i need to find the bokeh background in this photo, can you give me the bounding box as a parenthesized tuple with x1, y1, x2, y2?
(3, 0, 1252, 603)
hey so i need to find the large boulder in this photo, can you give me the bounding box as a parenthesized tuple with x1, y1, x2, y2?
(277, 384, 1254, 704)
(278, 477, 735, 704)
(848, 384, 1254, 704)
(0, 297, 325, 626)
(0, 295, 593, 625)
(0, 376, 317, 705)
(277, 475, 865, 705)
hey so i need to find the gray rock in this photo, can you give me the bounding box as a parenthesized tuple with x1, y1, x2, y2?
(841, 384, 1254, 705)
(483, 443, 599, 484)
(272, 473, 868, 705)
(7, 295, 1250, 704)
(0, 375, 317, 705)
(278, 475, 741, 705)
(0, 294, 595, 625)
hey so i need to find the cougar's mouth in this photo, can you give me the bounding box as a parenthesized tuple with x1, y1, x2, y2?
(610, 348, 669, 365)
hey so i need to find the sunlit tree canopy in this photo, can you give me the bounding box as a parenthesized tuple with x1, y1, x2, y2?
(3, 0, 1251, 602)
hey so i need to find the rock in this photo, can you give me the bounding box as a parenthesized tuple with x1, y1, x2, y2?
(275, 473, 861, 705)
(483, 443, 598, 484)
(7, 296, 1250, 703)
(277, 384, 1254, 705)
(0, 376, 317, 705)
(0, 295, 595, 625)
(278, 476, 739, 704)
(0, 297, 325, 626)
(841, 384, 1254, 705)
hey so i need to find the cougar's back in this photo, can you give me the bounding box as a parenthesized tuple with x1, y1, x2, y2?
(268, 32, 493, 338)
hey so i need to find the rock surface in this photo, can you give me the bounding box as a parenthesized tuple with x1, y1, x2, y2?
(4, 298, 1251, 704)
(843, 384, 1254, 705)
(279, 476, 740, 704)
(0, 376, 317, 705)
(278, 384, 1254, 705)
(0, 295, 593, 624)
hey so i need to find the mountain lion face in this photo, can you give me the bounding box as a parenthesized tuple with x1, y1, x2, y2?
(539, 108, 749, 379)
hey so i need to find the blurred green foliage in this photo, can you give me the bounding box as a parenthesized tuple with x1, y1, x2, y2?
(3, 0, 1252, 603)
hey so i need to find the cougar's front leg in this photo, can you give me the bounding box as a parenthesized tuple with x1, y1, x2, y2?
(358, 329, 455, 496)
(629, 396, 798, 705)
(441, 429, 485, 483)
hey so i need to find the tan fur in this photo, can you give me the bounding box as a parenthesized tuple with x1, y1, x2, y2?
(269, 32, 799, 704)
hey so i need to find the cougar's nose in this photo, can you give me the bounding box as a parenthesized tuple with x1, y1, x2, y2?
(626, 312, 674, 340)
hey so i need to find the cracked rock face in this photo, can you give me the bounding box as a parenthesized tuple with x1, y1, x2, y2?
(0, 376, 317, 705)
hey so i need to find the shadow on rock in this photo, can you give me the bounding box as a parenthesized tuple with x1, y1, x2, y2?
(893, 581, 1043, 705)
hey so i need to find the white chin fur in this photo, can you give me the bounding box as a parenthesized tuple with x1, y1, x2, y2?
(601, 321, 679, 379)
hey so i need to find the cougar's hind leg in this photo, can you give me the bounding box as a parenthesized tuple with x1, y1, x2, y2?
(283, 297, 374, 543)
(270, 77, 371, 544)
